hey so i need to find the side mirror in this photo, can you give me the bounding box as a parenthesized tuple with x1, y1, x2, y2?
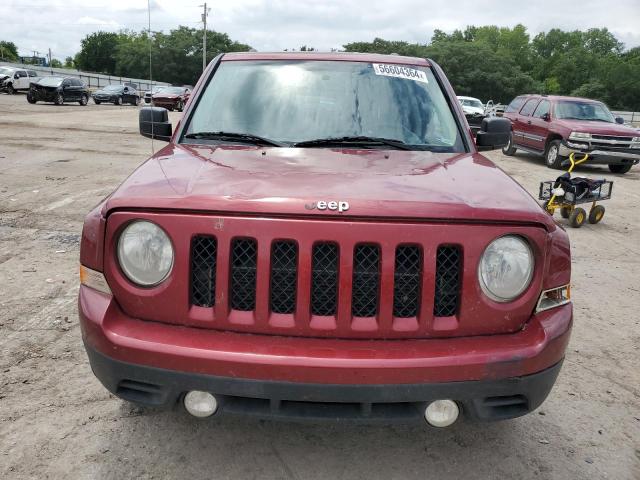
(475, 117, 511, 151)
(139, 107, 172, 142)
(615, 117, 624, 125)
(542, 112, 551, 122)
(14, 73, 19, 79)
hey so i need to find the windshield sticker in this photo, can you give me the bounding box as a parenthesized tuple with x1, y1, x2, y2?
(372, 64, 428, 83)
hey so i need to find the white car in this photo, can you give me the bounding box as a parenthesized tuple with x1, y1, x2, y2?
(1, 67, 40, 94)
(457, 96, 485, 115)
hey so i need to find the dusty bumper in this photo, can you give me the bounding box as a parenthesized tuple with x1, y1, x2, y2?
(80, 285, 572, 383)
(559, 143, 640, 165)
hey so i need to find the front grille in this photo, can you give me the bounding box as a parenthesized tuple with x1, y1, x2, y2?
(190, 235, 464, 333)
(230, 238, 257, 311)
(311, 243, 339, 316)
(591, 134, 633, 142)
(393, 245, 422, 317)
(270, 241, 298, 314)
(191, 236, 217, 307)
(433, 246, 462, 317)
(351, 245, 380, 317)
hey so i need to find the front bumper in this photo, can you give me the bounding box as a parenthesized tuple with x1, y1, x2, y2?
(559, 143, 640, 165)
(79, 285, 572, 422)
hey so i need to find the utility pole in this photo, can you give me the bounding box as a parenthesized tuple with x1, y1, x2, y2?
(48, 48, 52, 72)
(200, 3, 211, 72)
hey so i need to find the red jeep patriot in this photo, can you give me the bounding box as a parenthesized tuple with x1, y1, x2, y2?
(79, 52, 572, 426)
(502, 94, 640, 174)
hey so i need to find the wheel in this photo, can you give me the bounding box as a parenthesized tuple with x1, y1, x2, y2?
(94, 98, 101, 104)
(545, 140, 565, 169)
(560, 207, 571, 219)
(502, 133, 517, 156)
(115, 96, 122, 106)
(608, 164, 632, 174)
(588, 205, 605, 224)
(27, 93, 36, 104)
(134, 96, 140, 106)
(79, 93, 88, 106)
(569, 207, 586, 228)
(176, 100, 184, 112)
(6, 83, 15, 95)
(54, 92, 64, 105)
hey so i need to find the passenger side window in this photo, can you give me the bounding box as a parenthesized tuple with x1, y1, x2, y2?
(533, 100, 551, 119)
(519, 99, 539, 117)
(28, 70, 37, 77)
(62, 79, 70, 87)
(18, 71, 28, 78)
(505, 96, 526, 113)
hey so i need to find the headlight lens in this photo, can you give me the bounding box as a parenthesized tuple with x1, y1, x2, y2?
(568, 131, 591, 141)
(117, 220, 174, 286)
(479, 235, 534, 302)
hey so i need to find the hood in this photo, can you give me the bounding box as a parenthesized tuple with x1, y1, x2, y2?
(94, 89, 118, 95)
(104, 144, 555, 229)
(463, 106, 485, 115)
(555, 119, 638, 136)
(154, 93, 178, 99)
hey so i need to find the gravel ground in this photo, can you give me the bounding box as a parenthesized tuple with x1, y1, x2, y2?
(0, 92, 638, 480)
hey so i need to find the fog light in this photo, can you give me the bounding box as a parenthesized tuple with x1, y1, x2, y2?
(184, 391, 218, 418)
(424, 400, 459, 427)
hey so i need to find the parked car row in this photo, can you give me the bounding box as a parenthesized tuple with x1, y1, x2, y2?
(0, 66, 40, 94)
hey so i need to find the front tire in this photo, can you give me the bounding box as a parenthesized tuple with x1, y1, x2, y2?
(176, 100, 184, 112)
(502, 133, 517, 156)
(545, 140, 565, 169)
(608, 164, 632, 174)
(79, 94, 88, 106)
(134, 96, 140, 106)
(27, 93, 37, 104)
(588, 205, 605, 224)
(6, 83, 15, 95)
(569, 207, 586, 228)
(94, 98, 101, 104)
(115, 96, 122, 106)
(54, 93, 64, 105)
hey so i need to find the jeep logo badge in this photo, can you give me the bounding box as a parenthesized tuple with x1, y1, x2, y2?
(305, 200, 350, 213)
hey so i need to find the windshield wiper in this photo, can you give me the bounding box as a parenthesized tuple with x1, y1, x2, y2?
(184, 131, 286, 147)
(293, 135, 413, 150)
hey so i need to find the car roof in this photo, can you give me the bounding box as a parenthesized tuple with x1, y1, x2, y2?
(222, 51, 431, 66)
(517, 94, 603, 104)
(457, 96, 482, 101)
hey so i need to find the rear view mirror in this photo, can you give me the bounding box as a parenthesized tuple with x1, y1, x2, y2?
(475, 117, 511, 151)
(139, 107, 172, 142)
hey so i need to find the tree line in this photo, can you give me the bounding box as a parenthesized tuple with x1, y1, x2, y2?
(2, 25, 638, 109)
(344, 26, 640, 110)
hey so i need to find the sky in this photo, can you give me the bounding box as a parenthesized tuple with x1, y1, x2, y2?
(3, 0, 640, 60)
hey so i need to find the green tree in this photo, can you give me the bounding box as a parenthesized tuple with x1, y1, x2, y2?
(75, 32, 121, 73)
(64, 56, 74, 68)
(0, 41, 19, 61)
(50, 59, 63, 68)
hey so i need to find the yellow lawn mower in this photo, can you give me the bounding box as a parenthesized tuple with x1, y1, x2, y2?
(538, 153, 613, 228)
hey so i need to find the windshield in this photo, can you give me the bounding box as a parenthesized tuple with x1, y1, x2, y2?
(163, 87, 186, 94)
(0, 67, 12, 75)
(103, 85, 123, 92)
(37, 77, 63, 87)
(460, 98, 483, 109)
(555, 100, 614, 122)
(184, 60, 464, 151)
(152, 86, 167, 93)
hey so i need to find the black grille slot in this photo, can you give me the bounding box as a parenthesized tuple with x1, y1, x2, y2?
(270, 241, 298, 314)
(230, 238, 257, 311)
(434, 246, 462, 317)
(352, 245, 380, 317)
(393, 245, 422, 317)
(191, 236, 217, 307)
(311, 243, 339, 316)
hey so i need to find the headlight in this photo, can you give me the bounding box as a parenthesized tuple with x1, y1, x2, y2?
(631, 137, 640, 149)
(117, 220, 174, 286)
(478, 235, 534, 302)
(568, 131, 591, 141)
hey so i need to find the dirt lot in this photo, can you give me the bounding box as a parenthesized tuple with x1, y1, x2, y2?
(0, 92, 638, 480)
